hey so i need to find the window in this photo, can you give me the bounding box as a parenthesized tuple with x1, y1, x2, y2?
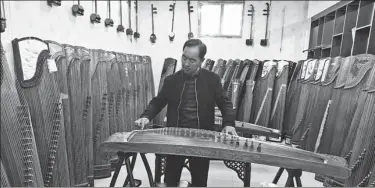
(198, 1, 244, 38)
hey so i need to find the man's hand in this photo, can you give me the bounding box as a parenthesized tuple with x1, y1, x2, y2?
(222, 126, 238, 136)
(135, 117, 150, 129)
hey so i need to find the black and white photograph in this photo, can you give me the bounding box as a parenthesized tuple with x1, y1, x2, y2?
(0, 0, 374, 187)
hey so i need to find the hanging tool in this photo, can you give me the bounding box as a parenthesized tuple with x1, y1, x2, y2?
(47, 0, 61, 7)
(150, 4, 157, 43)
(187, 0, 194, 39)
(105, 0, 114, 27)
(260, 2, 270, 46)
(133, 0, 140, 39)
(90, 0, 101, 24)
(245, 4, 255, 46)
(126, 0, 133, 36)
(280, 7, 286, 52)
(169, 1, 176, 42)
(0, 0, 6, 33)
(117, 0, 125, 32)
(72, 0, 84, 16)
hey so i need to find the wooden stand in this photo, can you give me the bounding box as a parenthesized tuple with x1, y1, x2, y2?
(110, 152, 154, 187)
(273, 168, 303, 187)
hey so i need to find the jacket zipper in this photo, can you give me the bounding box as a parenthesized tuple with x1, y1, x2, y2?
(195, 79, 200, 129)
(176, 81, 186, 127)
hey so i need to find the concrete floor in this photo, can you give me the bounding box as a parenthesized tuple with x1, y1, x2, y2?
(94, 154, 323, 187)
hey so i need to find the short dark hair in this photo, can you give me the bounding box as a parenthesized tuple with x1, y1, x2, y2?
(182, 39, 207, 60)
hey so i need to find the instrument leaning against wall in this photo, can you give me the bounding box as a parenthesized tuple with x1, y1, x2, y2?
(99, 128, 351, 180)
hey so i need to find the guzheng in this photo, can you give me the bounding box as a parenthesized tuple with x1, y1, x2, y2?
(99, 128, 351, 179)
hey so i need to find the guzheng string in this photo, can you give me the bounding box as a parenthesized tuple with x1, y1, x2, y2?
(231, 60, 251, 115)
(368, 163, 375, 186)
(269, 60, 289, 132)
(77, 47, 94, 186)
(316, 56, 354, 154)
(66, 48, 90, 186)
(0, 159, 11, 187)
(227, 59, 242, 99)
(15, 39, 68, 187)
(237, 60, 258, 122)
(305, 57, 341, 152)
(296, 58, 329, 148)
(107, 57, 118, 135)
(117, 54, 129, 132)
(130, 57, 139, 125)
(250, 60, 276, 127)
(328, 54, 374, 156)
(1, 42, 44, 187)
(290, 59, 318, 140)
(344, 59, 375, 186)
(92, 50, 111, 179)
(283, 60, 307, 136)
(217, 59, 227, 78)
(45, 41, 72, 187)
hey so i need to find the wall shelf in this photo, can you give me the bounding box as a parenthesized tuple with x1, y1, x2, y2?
(307, 0, 375, 59)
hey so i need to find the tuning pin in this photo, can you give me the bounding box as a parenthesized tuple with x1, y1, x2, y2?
(25, 179, 34, 187)
(230, 135, 234, 145)
(24, 168, 34, 174)
(25, 173, 34, 179)
(47, 0, 61, 7)
(72, 4, 84, 16)
(126, 28, 133, 35)
(350, 149, 366, 171)
(236, 137, 240, 146)
(243, 139, 248, 149)
(105, 18, 114, 27)
(257, 143, 262, 152)
(369, 180, 375, 187)
(22, 137, 33, 144)
(344, 151, 352, 162)
(90, 13, 101, 23)
(250, 141, 254, 150)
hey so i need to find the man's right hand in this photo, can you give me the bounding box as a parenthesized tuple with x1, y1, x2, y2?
(135, 117, 150, 129)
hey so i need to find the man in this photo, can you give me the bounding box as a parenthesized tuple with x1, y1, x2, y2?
(135, 39, 237, 187)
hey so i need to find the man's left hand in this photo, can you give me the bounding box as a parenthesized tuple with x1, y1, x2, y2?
(222, 126, 238, 136)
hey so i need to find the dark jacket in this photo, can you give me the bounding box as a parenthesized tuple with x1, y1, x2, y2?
(140, 68, 236, 130)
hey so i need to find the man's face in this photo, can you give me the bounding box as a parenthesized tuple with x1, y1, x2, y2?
(181, 46, 203, 75)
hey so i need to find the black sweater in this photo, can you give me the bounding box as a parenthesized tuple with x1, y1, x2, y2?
(141, 68, 235, 130)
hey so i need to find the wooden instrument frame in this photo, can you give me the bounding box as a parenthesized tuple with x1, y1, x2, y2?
(100, 128, 351, 185)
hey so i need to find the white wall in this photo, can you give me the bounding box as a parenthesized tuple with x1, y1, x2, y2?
(1, 1, 311, 93)
(307, 1, 340, 18)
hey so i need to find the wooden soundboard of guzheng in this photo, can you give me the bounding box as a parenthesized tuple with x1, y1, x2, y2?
(100, 128, 351, 179)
